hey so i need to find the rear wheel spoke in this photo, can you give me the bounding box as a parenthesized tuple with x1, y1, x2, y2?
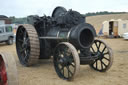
(18, 39, 23, 42)
(24, 51, 29, 61)
(20, 28, 24, 33)
(24, 55, 27, 61)
(20, 48, 26, 53)
(26, 38, 29, 44)
(24, 31, 27, 38)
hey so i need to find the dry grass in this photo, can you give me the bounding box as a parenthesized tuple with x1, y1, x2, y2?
(0, 38, 128, 85)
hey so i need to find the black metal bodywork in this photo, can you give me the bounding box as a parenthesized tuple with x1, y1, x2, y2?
(27, 6, 97, 64)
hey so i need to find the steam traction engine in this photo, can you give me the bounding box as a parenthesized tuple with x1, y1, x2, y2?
(16, 7, 113, 80)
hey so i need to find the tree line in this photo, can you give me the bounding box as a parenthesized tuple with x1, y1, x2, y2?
(9, 11, 127, 24)
(85, 11, 127, 16)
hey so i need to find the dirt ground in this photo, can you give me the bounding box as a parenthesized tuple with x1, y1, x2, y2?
(0, 38, 128, 85)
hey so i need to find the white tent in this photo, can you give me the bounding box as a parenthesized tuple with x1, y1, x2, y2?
(101, 19, 128, 37)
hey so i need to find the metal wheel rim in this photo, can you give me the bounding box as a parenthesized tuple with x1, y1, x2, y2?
(90, 39, 113, 72)
(16, 24, 40, 66)
(53, 42, 80, 80)
(16, 26, 30, 66)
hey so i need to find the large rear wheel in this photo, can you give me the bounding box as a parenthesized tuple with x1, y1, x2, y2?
(16, 24, 40, 66)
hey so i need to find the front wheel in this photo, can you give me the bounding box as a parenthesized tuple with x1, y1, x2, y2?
(89, 39, 113, 72)
(53, 42, 80, 81)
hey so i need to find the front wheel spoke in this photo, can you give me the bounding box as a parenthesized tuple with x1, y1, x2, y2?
(62, 67, 64, 75)
(95, 60, 98, 69)
(102, 46, 106, 53)
(68, 56, 73, 62)
(63, 50, 69, 57)
(56, 60, 60, 65)
(70, 63, 75, 68)
(103, 57, 110, 61)
(60, 66, 65, 75)
(91, 47, 95, 53)
(95, 42, 99, 50)
(60, 66, 64, 71)
(66, 66, 70, 77)
(98, 42, 101, 49)
(101, 60, 107, 67)
(103, 52, 109, 55)
(66, 66, 73, 76)
(100, 60, 103, 70)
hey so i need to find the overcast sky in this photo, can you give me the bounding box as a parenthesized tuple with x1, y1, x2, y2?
(0, 0, 128, 17)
